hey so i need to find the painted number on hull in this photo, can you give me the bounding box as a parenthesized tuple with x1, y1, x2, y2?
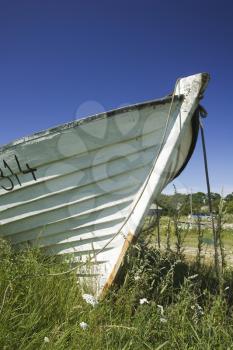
(0, 156, 37, 192)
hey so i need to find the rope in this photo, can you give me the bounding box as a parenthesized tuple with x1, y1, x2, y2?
(199, 113, 219, 276)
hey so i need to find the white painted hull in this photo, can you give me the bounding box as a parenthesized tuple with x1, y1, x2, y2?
(0, 73, 209, 295)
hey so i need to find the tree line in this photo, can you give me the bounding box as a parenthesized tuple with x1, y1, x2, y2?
(156, 191, 233, 215)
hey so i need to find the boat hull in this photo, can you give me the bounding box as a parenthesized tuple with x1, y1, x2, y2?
(0, 73, 209, 295)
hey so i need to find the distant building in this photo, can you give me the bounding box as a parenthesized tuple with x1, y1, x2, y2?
(188, 213, 211, 220)
(147, 203, 163, 216)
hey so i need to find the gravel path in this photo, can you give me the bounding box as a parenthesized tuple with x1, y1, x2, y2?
(181, 246, 233, 266)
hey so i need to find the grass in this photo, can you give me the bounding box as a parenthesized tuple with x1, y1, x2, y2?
(1, 234, 233, 349)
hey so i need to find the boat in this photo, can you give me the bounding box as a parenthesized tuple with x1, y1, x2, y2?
(0, 73, 209, 296)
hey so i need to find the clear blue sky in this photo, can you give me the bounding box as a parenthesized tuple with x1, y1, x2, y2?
(0, 1, 232, 195)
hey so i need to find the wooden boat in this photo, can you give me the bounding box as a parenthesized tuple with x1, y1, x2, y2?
(0, 73, 209, 296)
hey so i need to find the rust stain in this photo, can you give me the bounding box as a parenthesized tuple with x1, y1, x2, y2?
(100, 231, 137, 298)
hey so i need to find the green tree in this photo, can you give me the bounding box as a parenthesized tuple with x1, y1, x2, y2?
(225, 193, 233, 202)
(226, 200, 233, 214)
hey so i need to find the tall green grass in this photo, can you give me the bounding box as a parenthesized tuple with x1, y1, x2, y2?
(1, 237, 233, 349)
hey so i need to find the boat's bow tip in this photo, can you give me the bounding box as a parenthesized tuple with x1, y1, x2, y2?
(193, 72, 210, 96)
(176, 72, 210, 97)
(200, 72, 210, 87)
(198, 72, 210, 97)
(185, 72, 210, 81)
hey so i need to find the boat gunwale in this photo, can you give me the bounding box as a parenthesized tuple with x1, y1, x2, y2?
(0, 95, 183, 153)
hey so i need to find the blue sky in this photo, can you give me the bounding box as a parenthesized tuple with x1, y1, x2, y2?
(0, 0, 232, 195)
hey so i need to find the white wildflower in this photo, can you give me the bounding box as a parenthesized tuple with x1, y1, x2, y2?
(139, 298, 149, 305)
(160, 317, 167, 323)
(82, 293, 98, 307)
(157, 304, 164, 316)
(134, 275, 140, 281)
(191, 303, 204, 323)
(44, 337, 50, 343)
(79, 321, 89, 330)
(196, 304, 204, 315)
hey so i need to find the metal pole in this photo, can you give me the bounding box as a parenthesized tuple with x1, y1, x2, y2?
(189, 188, 193, 228)
(190, 188, 193, 218)
(156, 204, 161, 249)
